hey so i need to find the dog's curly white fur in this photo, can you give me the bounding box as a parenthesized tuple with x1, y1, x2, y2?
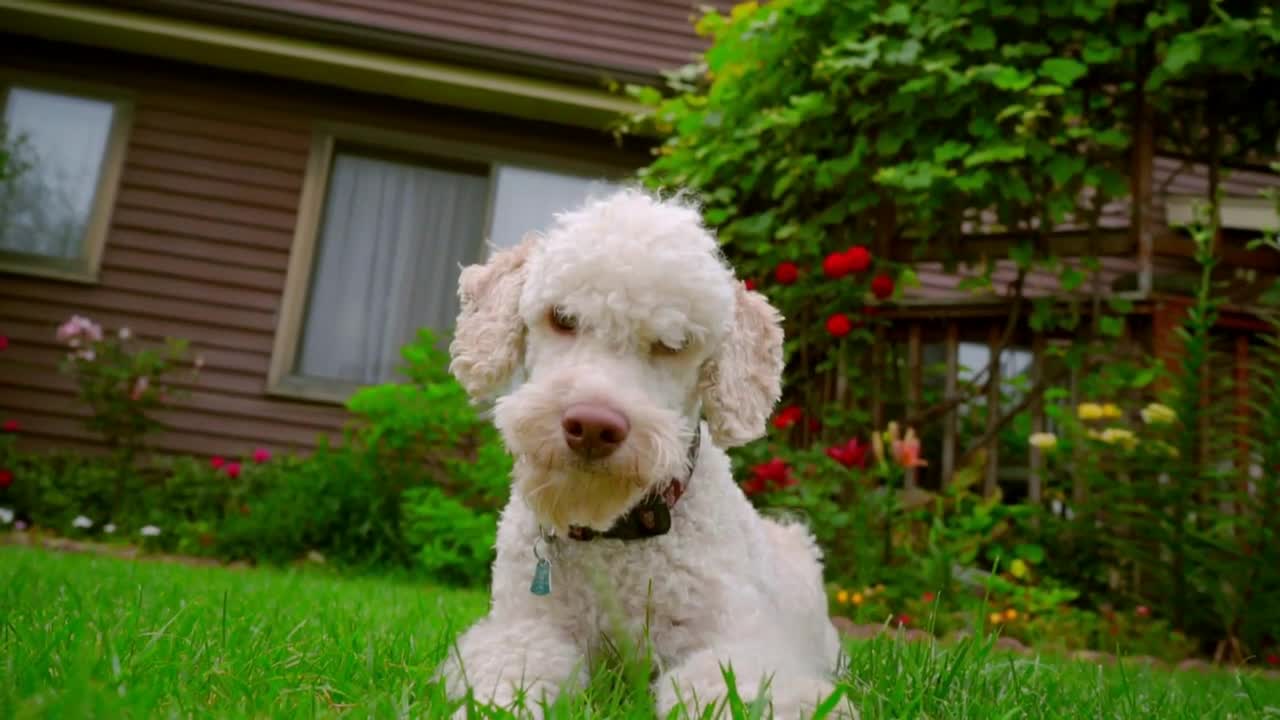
(442, 189, 852, 718)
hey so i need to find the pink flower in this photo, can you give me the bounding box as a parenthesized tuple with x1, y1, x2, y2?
(252, 448, 271, 464)
(891, 429, 928, 468)
(1, 419, 18, 433)
(210, 456, 226, 469)
(130, 376, 150, 401)
(56, 315, 102, 345)
(224, 462, 242, 479)
(1135, 605, 1151, 618)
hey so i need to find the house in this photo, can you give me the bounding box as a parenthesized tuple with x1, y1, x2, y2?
(0, 0, 729, 456)
(1, 0, 1277, 496)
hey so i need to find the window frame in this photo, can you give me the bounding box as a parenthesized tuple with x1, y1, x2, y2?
(268, 120, 630, 403)
(0, 72, 134, 283)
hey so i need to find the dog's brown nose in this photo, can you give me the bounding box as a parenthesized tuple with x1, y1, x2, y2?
(562, 403, 629, 460)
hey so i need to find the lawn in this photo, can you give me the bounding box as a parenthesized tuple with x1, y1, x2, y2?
(2, 546, 1277, 719)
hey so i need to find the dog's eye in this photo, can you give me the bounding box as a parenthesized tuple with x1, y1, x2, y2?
(549, 306, 577, 333)
(652, 338, 687, 356)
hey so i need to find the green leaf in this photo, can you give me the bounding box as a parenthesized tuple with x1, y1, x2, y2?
(1100, 315, 1125, 337)
(991, 66, 1035, 91)
(1163, 34, 1202, 74)
(883, 3, 910, 24)
(1130, 368, 1158, 388)
(1039, 58, 1087, 86)
(1015, 543, 1046, 564)
(966, 26, 997, 51)
(963, 143, 1026, 167)
(1059, 266, 1084, 291)
(1107, 297, 1134, 313)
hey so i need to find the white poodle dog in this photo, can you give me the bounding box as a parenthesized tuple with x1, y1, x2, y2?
(441, 189, 850, 718)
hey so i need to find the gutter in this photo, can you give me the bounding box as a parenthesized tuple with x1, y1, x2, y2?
(0, 0, 646, 131)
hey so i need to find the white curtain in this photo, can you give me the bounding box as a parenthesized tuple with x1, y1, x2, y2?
(487, 164, 622, 252)
(296, 152, 488, 384)
(0, 87, 114, 259)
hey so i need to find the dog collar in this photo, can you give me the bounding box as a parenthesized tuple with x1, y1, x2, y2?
(565, 421, 701, 542)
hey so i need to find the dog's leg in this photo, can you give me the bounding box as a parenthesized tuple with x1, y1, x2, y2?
(654, 639, 856, 719)
(440, 615, 584, 719)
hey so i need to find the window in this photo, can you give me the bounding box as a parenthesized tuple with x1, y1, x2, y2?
(0, 80, 131, 281)
(271, 126, 623, 399)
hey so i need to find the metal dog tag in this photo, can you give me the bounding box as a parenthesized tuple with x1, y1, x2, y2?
(530, 536, 552, 596)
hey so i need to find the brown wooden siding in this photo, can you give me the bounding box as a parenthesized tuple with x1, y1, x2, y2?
(166, 0, 730, 81)
(0, 36, 646, 458)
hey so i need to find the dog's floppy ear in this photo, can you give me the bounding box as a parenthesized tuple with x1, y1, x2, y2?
(699, 282, 785, 447)
(449, 235, 536, 399)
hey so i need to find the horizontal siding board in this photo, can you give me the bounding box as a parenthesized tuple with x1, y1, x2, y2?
(218, 0, 725, 75)
(109, 229, 290, 272)
(102, 248, 286, 294)
(133, 107, 311, 152)
(97, 268, 282, 313)
(129, 127, 308, 173)
(0, 281, 278, 334)
(127, 148, 303, 191)
(0, 299, 275, 353)
(121, 168, 301, 213)
(111, 208, 295, 251)
(0, 386, 337, 453)
(115, 188, 299, 233)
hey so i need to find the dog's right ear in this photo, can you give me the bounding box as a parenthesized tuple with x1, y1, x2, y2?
(449, 234, 536, 400)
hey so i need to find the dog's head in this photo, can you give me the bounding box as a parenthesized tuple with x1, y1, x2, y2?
(449, 189, 783, 532)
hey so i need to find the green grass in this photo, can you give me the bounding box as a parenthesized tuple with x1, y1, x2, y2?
(2, 546, 1277, 719)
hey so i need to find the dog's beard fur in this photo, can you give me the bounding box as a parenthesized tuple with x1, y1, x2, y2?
(494, 379, 693, 533)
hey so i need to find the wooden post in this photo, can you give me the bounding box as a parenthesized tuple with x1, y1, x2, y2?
(906, 323, 922, 490)
(984, 325, 1001, 497)
(1028, 334, 1046, 506)
(1131, 76, 1156, 297)
(942, 323, 958, 488)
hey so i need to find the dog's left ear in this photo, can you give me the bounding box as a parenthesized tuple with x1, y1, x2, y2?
(449, 235, 537, 400)
(699, 282, 785, 447)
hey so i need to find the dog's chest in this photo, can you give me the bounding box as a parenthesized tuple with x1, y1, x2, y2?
(540, 537, 730, 662)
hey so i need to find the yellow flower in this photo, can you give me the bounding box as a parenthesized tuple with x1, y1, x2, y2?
(1099, 427, 1138, 450)
(1028, 432, 1058, 451)
(852, 592, 864, 605)
(1010, 558, 1029, 579)
(989, 611, 1003, 625)
(1100, 403, 1123, 419)
(1077, 402, 1104, 420)
(1004, 608, 1019, 621)
(836, 590, 849, 605)
(1141, 402, 1177, 425)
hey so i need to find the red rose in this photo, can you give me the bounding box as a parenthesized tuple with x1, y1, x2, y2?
(845, 246, 872, 273)
(0, 335, 8, 351)
(1135, 605, 1151, 618)
(1, 419, 18, 433)
(252, 448, 271, 464)
(922, 591, 936, 604)
(224, 462, 242, 479)
(896, 614, 911, 627)
(1267, 653, 1279, 667)
(826, 438, 869, 469)
(0, 469, 12, 488)
(772, 405, 804, 430)
(744, 278, 757, 291)
(871, 273, 895, 300)
(822, 252, 852, 279)
(741, 475, 767, 496)
(826, 313, 852, 338)
(774, 262, 800, 285)
(210, 456, 226, 469)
